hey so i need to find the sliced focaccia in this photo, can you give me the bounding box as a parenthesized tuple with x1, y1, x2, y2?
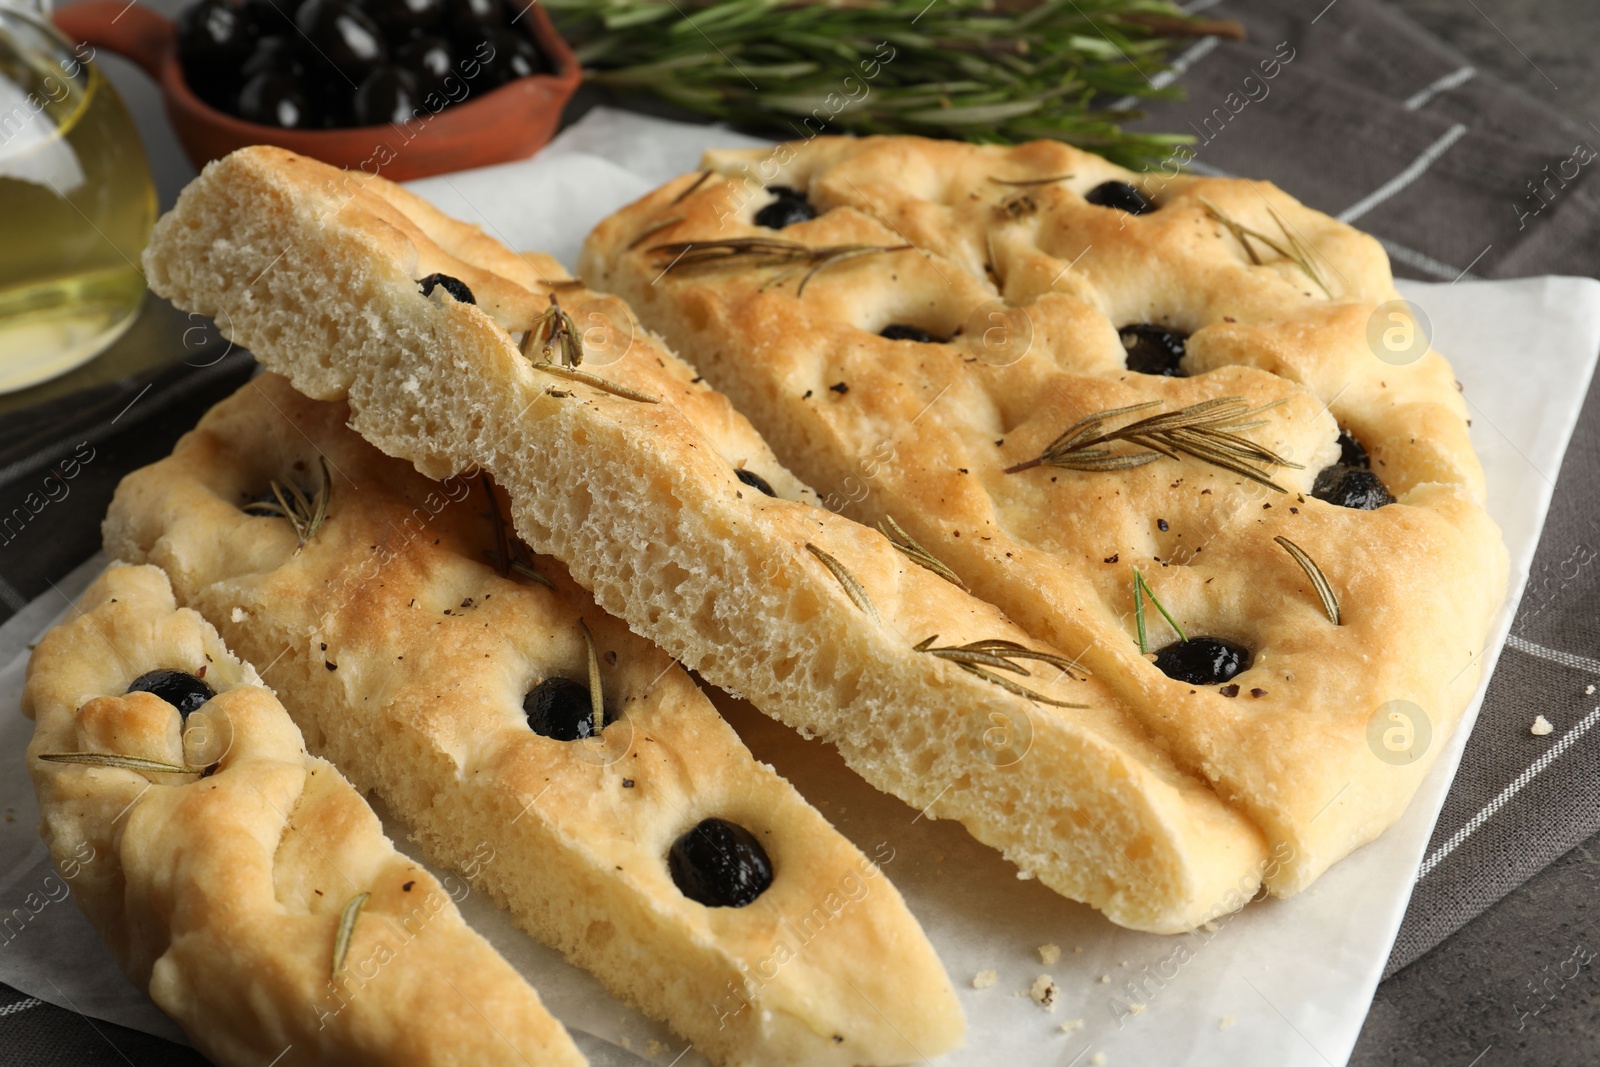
(142, 145, 1273, 934)
(23, 563, 586, 1067)
(102, 373, 963, 1065)
(579, 136, 1509, 893)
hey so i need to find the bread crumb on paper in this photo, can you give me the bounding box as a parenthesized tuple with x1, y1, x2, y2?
(1128, 1002, 1146, 1015)
(1090, 1054, 1107, 1065)
(1059, 1019, 1084, 1033)
(1030, 974, 1059, 1010)
(1532, 714, 1554, 736)
(1220, 1015, 1236, 1031)
(1098, 974, 1111, 984)
(972, 969, 998, 990)
(1039, 943, 1062, 965)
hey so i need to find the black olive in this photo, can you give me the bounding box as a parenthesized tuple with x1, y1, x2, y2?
(1335, 429, 1370, 469)
(754, 186, 816, 229)
(239, 0, 300, 39)
(735, 468, 776, 497)
(1152, 637, 1251, 686)
(241, 36, 305, 81)
(176, 0, 252, 107)
(396, 33, 454, 95)
(354, 65, 422, 125)
(523, 678, 613, 741)
(417, 272, 475, 303)
(446, 0, 503, 39)
(1120, 324, 1187, 376)
(296, 0, 389, 80)
(367, 0, 446, 35)
(668, 818, 773, 907)
(880, 324, 945, 343)
(127, 669, 215, 720)
(1311, 466, 1394, 510)
(237, 72, 311, 128)
(480, 26, 549, 85)
(1085, 180, 1155, 215)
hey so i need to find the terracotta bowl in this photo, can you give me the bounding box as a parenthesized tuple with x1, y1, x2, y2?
(53, 0, 582, 181)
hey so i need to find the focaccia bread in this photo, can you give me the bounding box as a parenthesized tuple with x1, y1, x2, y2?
(579, 135, 1509, 893)
(103, 373, 963, 1065)
(143, 145, 1275, 934)
(23, 563, 585, 1067)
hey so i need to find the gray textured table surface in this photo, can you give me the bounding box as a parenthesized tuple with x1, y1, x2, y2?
(5, 1, 1597, 1064)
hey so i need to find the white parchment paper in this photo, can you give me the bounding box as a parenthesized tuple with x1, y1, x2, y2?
(2, 108, 1598, 1066)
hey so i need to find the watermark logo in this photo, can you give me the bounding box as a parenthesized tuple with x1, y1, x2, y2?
(965, 300, 1033, 367)
(1366, 699, 1432, 765)
(1366, 299, 1432, 367)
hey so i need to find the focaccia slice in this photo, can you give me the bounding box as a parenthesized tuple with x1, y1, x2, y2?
(143, 146, 1273, 933)
(103, 373, 963, 1066)
(579, 135, 1509, 893)
(23, 563, 586, 1067)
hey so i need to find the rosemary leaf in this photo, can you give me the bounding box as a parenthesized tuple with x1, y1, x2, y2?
(1200, 197, 1332, 298)
(1274, 535, 1340, 626)
(531, 363, 662, 404)
(332, 891, 370, 979)
(913, 635, 1088, 707)
(1133, 567, 1186, 654)
(579, 618, 605, 737)
(988, 174, 1074, 186)
(804, 542, 880, 624)
(878, 515, 968, 591)
(649, 237, 911, 296)
(627, 214, 686, 250)
(243, 456, 332, 549)
(521, 292, 584, 367)
(37, 752, 205, 774)
(670, 170, 713, 204)
(1005, 396, 1300, 492)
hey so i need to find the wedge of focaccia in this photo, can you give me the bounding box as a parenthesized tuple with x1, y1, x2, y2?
(580, 136, 1509, 894)
(103, 373, 963, 1066)
(24, 563, 586, 1067)
(143, 146, 1274, 934)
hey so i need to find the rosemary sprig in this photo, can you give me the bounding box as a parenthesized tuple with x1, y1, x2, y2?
(1132, 566, 1185, 654)
(481, 476, 555, 589)
(804, 542, 879, 624)
(521, 292, 584, 367)
(1004, 396, 1301, 493)
(37, 752, 207, 774)
(913, 635, 1088, 708)
(1200, 197, 1332, 299)
(546, 0, 1244, 169)
(1274, 535, 1340, 626)
(332, 891, 370, 979)
(243, 456, 332, 548)
(649, 237, 911, 297)
(878, 515, 967, 592)
(579, 618, 605, 738)
(516, 295, 662, 403)
(530, 362, 662, 404)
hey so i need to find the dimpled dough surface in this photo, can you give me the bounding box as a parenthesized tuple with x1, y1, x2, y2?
(23, 564, 587, 1067)
(101, 375, 963, 1067)
(578, 135, 1508, 897)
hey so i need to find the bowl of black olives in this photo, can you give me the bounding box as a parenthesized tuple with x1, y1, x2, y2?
(53, 0, 580, 180)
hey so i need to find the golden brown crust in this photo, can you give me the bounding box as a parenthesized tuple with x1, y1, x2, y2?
(102, 374, 963, 1065)
(579, 135, 1508, 893)
(23, 563, 585, 1067)
(142, 145, 1283, 934)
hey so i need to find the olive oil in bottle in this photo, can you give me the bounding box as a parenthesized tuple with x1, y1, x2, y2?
(0, 3, 156, 393)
